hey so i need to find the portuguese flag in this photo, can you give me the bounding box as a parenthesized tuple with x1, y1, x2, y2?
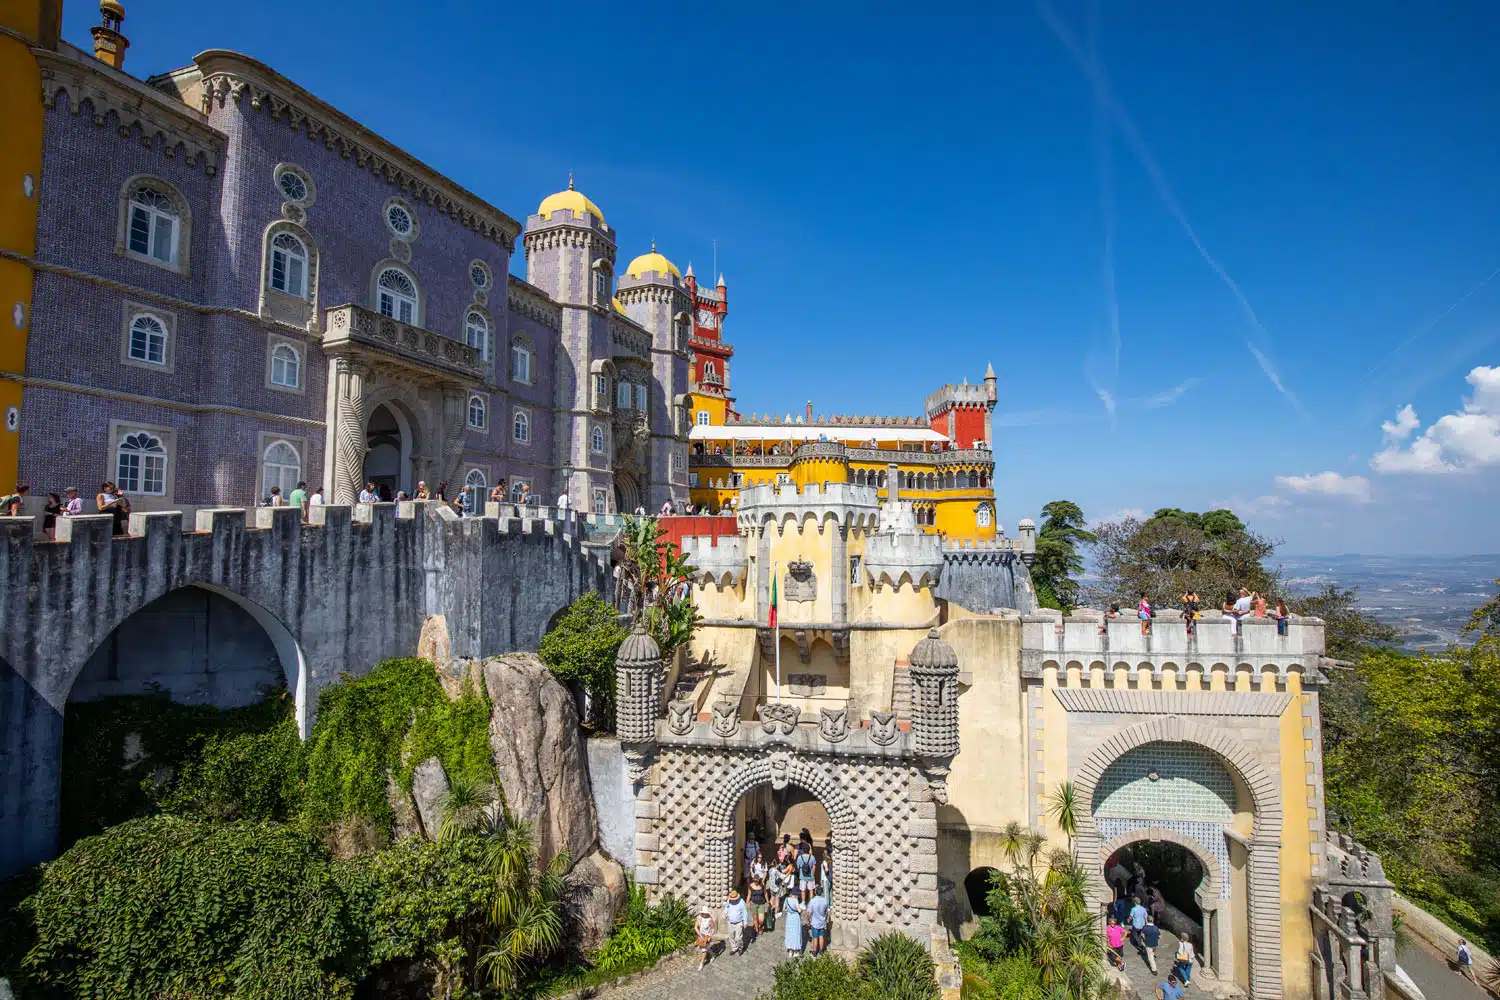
(769, 571, 778, 630)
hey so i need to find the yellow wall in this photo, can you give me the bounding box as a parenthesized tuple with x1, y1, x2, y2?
(1277, 676, 1316, 997)
(0, 6, 48, 491)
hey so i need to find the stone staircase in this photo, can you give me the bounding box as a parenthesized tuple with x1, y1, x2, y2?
(670, 666, 709, 706)
(892, 661, 912, 717)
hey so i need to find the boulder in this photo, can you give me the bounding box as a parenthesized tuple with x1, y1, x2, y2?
(482, 653, 599, 865)
(410, 756, 450, 840)
(564, 849, 629, 953)
(387, 773, 424, 841)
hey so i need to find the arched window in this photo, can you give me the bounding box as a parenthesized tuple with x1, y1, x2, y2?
(968, 470, 980, 489)
(509, 478, 530, 501)
(127, 313, 168, 366)
(269, 232, 307, 298)
(468, 394, 487, 430)
(617, 380, 632, 409)
(465, 310, 489, 360)
(976, 503, 992, 528)
(635, 384, 648, 411)
(127, 186, 179, 264)
(116, 431, 167, 495)
(262, 440, 301, 500)
(512, 408, 531, 443)
(877, 470, 887, 488)
(980, 471, 989, 488)
(510, 340, 533, 383)
(702, 360, 718, 383)
(270, 343, 301, 388)
(591, 425, 606, 453)
(465, 468, 487, 491)
(376, 267, 418, 324)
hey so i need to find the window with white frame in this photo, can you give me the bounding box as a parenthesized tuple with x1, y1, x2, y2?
(117, 431, 167, 495)
(509, 478, 530, 501)
(731, 472, 744, 488)
(590, 425, 605, 453)
(465, 468, 487, 491)
(592, 488, 607, 514)
(976, 503, 992, 527)
(696, 410, 710, 426)
(469, 261, 491, 290)
(376, 267, 418, 324)
(593, 373, 608, 408)
(775, 472, 792, 487)
(634, 384, 647, 411)
(594, 268, 610, 304)
(262, 439, 301, 500)
(616, 380, 632, 409)
(269, 232, 308, 298)
(270, 342, 301, 388)
(512, 408, 531, 443)
(276, 168, 309, 204)
(127, 313, 168, 366)
(465, 310, 489, 360)
(468, 394, 487, 430)
(510, 341, 533, 383)
(702, 360, 718, 382)
(127, 186, 179, 265)
(386, 201, 414, 238)
(689, 472, 699, 487)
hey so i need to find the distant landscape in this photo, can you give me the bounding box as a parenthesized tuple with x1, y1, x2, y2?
(1279, 554, 1500, 650)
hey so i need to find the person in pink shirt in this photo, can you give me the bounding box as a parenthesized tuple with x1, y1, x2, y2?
(1253, 591, 1268, 617)
(1106, 916, 1128, 970)
(63, 487, 83, 517)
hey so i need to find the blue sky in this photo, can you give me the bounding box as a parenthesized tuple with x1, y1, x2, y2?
(69, 1, 1500, 554)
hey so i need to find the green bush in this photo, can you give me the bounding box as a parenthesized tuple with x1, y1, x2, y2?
(590, 884, 694, 973)
(954, 943, 1048, 1000)
(538, 592, 627, 727)
(857, 932, 940, 1000)
(754, 952, 865, 1000)
(399, 676, 498, 795)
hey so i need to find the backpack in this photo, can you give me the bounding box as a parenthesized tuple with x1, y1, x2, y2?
(1176, 941, 1193, 963)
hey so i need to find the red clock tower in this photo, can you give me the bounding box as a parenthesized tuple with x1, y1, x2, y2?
(685, 265, 735, 417)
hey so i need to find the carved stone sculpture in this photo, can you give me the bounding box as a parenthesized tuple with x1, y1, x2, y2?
(868, 710, 900, 747)
(758, 701, 799, 737)
(784, 558, 817, 602)
(666, 699, 695, 736)
(819, 706, 849, 743)
(711, 698, 739, 738)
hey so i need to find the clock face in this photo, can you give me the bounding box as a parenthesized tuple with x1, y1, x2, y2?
(696, 308, 718, 329)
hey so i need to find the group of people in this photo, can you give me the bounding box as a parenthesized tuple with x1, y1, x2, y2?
(696, 829, 833, 970)
(1101, 586, 1292, 638)
(1104, 886, 1197, 998)
(2, 482, 135, 539)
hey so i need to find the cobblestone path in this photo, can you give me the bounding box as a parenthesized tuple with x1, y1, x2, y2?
(603, 926, 790, 1000)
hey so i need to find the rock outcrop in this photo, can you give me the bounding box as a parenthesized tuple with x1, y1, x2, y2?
(481, 653, 601, 866)
(410, 756, 450, 840)
(565, 849, 628, 953)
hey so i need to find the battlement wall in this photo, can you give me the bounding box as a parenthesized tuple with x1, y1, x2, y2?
(734, 481, 882, 535)
(936, 542, 1035, 614)
(0, 501, 609, 876)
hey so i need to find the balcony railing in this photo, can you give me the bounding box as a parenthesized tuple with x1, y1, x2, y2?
(324, 303, 486, 381)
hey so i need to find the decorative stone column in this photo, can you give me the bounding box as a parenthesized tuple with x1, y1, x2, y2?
(908, 628, 960, 804)
(328, 356, 370, 505)
(614, 625, 663, 785)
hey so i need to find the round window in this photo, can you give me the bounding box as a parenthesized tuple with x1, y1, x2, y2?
(277, 170, 308, 203)
(387, 203, 413, 236)
(470, 262, 490, 289)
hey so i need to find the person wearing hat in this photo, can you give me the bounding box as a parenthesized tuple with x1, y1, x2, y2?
(694, 906, 715, 970)
(62, 487, 83, 517)
(724, 889, 750, 956)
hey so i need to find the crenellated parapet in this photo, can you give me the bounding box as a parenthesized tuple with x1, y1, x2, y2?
(680, 533, 748, 588)
(735, 482, 881, 537)
(863, 530, 945, 591)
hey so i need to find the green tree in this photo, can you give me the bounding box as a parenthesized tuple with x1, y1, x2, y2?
(1031, 501, 1096, 610)
(1046, 781, 1080, 858)
(539, 591, 629, 727)
(1088, 508, 1277, 609)
(475, 805, 570, 993)
(615, 514, 702, 665)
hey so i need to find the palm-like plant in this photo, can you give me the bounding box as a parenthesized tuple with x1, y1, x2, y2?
(1047, 780, 1081, 857)
(855, 932, 940, 1000)
(475, 804, 571, 993)
(435, 775, 494, 842)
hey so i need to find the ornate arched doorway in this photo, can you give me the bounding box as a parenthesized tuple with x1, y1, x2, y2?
(364, 402, 415, 498)
(614, 471, 641, 515)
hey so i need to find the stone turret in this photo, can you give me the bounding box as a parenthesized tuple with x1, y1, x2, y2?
(908, 629, 960, 803)
(1017, 517, 1036, 565)
(614, 625, 663, 784)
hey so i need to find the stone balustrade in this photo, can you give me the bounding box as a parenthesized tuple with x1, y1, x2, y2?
(323, 303, 486, 381)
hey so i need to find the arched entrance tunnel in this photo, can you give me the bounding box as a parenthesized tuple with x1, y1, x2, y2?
(1105, 840, 1206, 927)
(733, 785, 834, 886)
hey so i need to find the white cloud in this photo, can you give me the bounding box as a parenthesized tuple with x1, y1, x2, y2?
(1142, 378, 1200, 408)
(1275, 471, 1373, 503)
(1091, 507, 1144, 528)
(1372, 365, 1500, 475)
(1381, 404, 1419, 443)
(1215, 495, 1288, 520)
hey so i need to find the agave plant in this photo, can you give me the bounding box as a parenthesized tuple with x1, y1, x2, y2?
(855, 932, 940, 1000)
(474, 804, 571, 993)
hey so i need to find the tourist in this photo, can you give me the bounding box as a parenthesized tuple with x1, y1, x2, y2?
(1457, 938, 1479, 986)
(660, 499, 673, 515)
(764, 862, 783, 929)
(1182, 589, 1200, 637)
(796, 842, 817, 904)
(744, 834, 760, 872)
(1138, 593, 1153, 636)
(359, 482, 377, 503)
(695, 906, 715, 970)
(1106, 916, 1127, 970)
(781, 889, 804, 959)
(1253, 590, 1267, 617)
(436, 481, 449, 502)
(63, 487, 83, 516)
(1129, 896, 1149, 949)
(1223, 594, 1241, 636)
(309, 486, 324, 508)
(1142, 913, 1161, 973)
(820, 849, 832, 901)
(95, 482, 114, 515)
(414, 481, 430, 500)
(724, 890, 749, 956)
(41, 492, 62, 539)
(799, 827, 813, 855)
(747, 873, 768, 934)
(1157, 972, 1184, 1000)
(490, 480, 506, 507)
(1110, 890, 1130, 926)
(0, 483, 28, 516)
(378, 483, 393, 502)
(777, 834, 792, 867)
(807, 885, 829, 955)
(556, 489, 570, 515)
(451, 491, 468, 517)
(394, 490, 409, 501)
(1172, 936, 1195, 987)
(289, 481, 309, 519)
(1148, 885, 1166, 924)
(1230, 587, 1254, 636)
(1100, 602, 1120, 635)
(1274, 599, 1291, 636)
(269, 486, 284, 507)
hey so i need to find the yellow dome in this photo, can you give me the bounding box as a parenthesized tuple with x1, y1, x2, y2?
(625, 241, 680, 280)
(611, 296, 626, 315)
(537, 174, 603, 223)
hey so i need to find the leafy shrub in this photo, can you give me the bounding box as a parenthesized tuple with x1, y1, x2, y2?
(857, 932, 940, 1000)
(338, 836, 492, 968)
(539, 592, 627, 727)
(754, 952, 865, 1000)
(591, 884, 694, 973)
(159, 704, 305, 822)
(954, 942, 1049, 1000)
(399, 676, 498, 794)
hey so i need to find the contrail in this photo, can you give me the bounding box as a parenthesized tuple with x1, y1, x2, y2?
(1363, 264, 1500, 379)
(1089, 0, 1122, 392)
(1037, 0, 1307, 418)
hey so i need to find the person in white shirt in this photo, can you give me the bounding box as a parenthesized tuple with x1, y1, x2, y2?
(63, 487, 83, 516)
(556, 491, 570, 514)
(309, 487, 324, 507)
(358, 482, 376, 503)
(695, 907, 715, 970)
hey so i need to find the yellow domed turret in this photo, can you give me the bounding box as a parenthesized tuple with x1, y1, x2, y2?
(625, 240, 680, 280)
(537, 173, 604, 224)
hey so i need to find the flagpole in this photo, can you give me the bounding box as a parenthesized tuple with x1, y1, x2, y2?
(773, 560, 781, 703)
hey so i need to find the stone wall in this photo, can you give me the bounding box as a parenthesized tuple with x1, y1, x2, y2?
(585, 735, 636, 867)
(0, 501, 609, 877)
(936, 541, 1035, 614)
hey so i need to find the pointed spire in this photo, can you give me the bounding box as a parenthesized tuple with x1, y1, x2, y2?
(567, 171, 575, 191)
(985, 361, 996, 379)
(717, 272, 726, 287)
(685, 262, 695, 278)
(651, 238, 657, 252)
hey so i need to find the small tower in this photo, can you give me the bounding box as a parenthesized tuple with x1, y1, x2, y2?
(618, 241, 691, 508)
(908, 628, 960, 803)
(614, 625, 663, 784)
(91, 0, 129, 69)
